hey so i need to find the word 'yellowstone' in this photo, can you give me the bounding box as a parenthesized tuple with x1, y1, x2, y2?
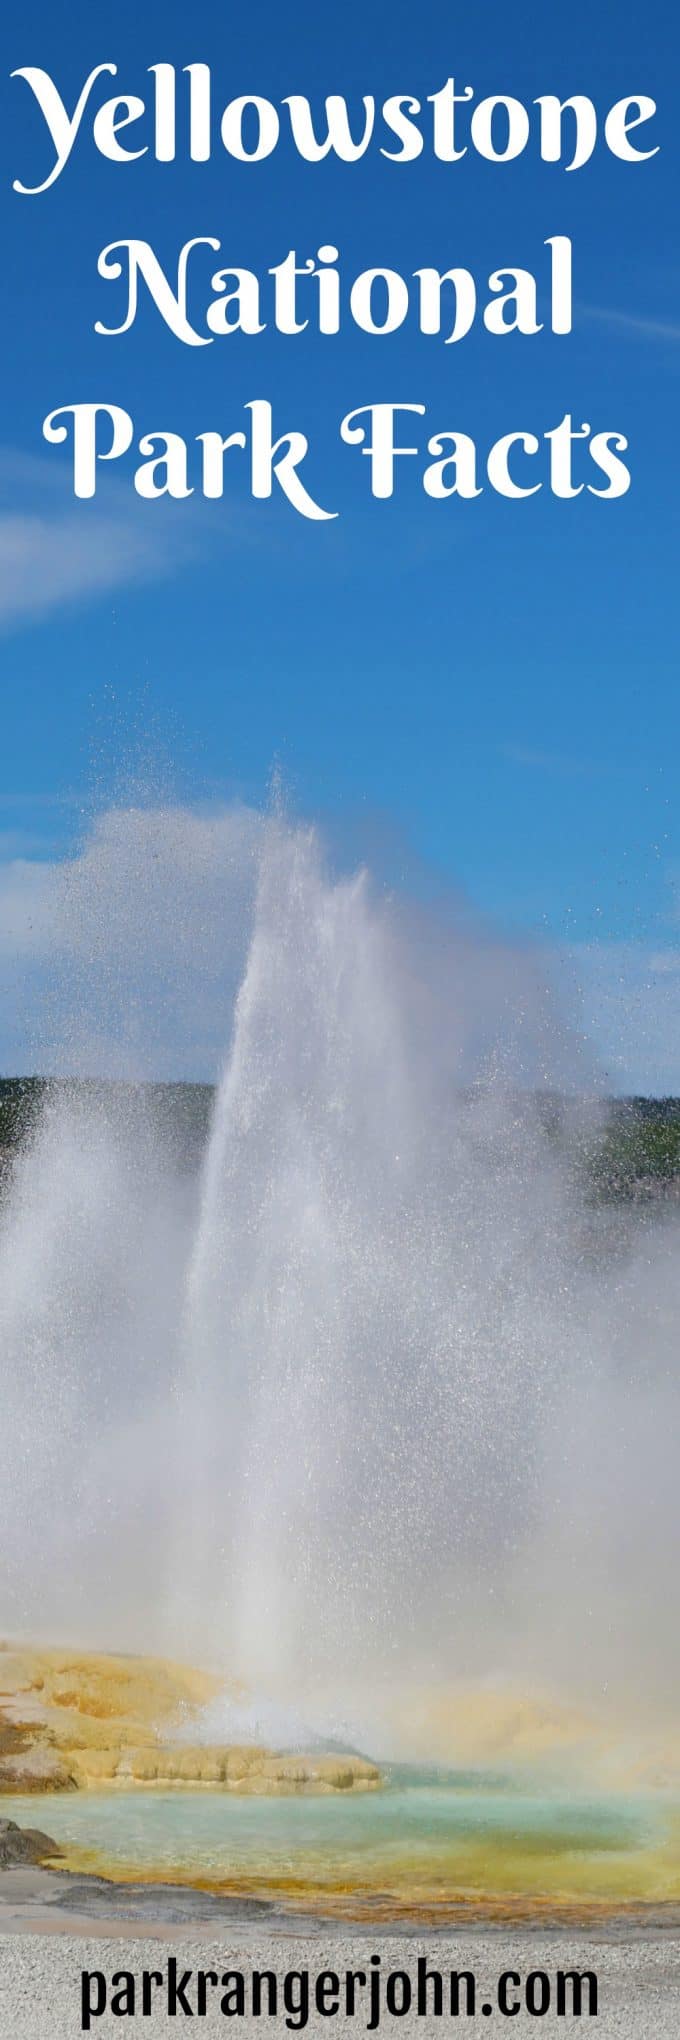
(43, 402, 631, 517)
(12, 65, 659, 193)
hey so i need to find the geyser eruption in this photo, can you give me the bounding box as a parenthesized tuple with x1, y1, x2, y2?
(177, 820, 581, 1695)
(1, 802, 679, 1744)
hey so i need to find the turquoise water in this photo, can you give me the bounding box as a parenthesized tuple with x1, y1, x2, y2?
(4, 1772, 669, 1914)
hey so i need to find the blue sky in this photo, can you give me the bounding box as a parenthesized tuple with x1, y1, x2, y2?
(1, 0, 679, 1086)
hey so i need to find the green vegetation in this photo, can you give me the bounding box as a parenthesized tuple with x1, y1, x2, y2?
(2, 1078, 680, 1203)
(588, 1098, 680, 1202)
(0, 1076, 45, 1153)
(0, 1077, 214, 1172)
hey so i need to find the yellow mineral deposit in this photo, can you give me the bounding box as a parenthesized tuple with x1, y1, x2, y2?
(0, 1643, 379, 1796)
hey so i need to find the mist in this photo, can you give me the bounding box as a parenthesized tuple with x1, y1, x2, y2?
(1, 799, 678, 1754)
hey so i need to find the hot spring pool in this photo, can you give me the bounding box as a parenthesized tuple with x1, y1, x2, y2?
(5, 1771, 680, 1922)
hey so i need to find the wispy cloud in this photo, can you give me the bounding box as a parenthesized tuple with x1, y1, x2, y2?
(502, 742, 626, 780)
(581, 305, 680, 344)
(0, 828, 62, 859)
(0, 509, 176, 628)
(0, 452, 208, 632)
(648, 950, 680, 976)
(0, 791, 82, 812)
(0, 791, 84, 866)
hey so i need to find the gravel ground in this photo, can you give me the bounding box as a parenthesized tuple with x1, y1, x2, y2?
(0, 1919, 679, 2037)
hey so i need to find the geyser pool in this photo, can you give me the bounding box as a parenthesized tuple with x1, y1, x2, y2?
(2, 1773, 678, 1922)
(1, 803, 679, 1751)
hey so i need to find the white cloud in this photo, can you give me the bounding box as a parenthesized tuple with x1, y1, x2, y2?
(1, 803, 679, 1095)
(0, 791, 82, 811)
(0, 805, 262, 1079)
(0, 801, 578, 1087)
(0, 451, 207, 630)
(502, 741, 621, 779)
(0, 510, 172, 627)
(582, 305, 680, 344)
(648, 951, 680, 976)
(0, 855, 60, 956)
(0, 828, 59, 859)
